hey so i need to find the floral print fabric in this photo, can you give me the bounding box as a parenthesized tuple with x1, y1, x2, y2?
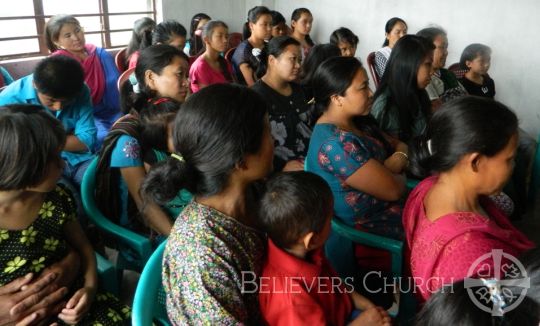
(306, 123, 403, 240)
(0, 184, 129, 325)
(163, 201, 265, 325)
(251, 80, 314, 171)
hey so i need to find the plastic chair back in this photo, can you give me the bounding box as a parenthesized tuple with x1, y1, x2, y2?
(225, 47, 237, 64)
(448, 62, 467, 79)
(117, 67, 136, 93)
(228, 32, 243, 49)
(132, 241, 170, 326)
(115, 48, 128, 73)
(81, 157, 152, 273)
(367, 52, 381, 88)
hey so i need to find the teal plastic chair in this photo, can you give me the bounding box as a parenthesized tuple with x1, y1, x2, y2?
(132, 240, 170, 326)
(327, 218, 416, 325)
(81, 157, 153, 281)
(529, 133, 540, 204)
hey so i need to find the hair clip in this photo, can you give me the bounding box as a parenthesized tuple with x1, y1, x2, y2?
(171, 153, 185, 162)
(426, 139, 433, 156)
(128, 74, 140, 94)
(151, 97, 171, 105)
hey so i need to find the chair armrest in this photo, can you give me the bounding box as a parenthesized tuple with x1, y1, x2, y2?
(331, 219, 403, 278)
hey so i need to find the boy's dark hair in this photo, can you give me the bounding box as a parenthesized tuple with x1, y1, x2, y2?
(258, 171, 334, 249)
(459, 43, 491, 70)
(0, 104, 66, 190)
(33, 55, 84, 99)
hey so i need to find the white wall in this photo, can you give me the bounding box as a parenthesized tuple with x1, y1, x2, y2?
(162, 0, 540, 137)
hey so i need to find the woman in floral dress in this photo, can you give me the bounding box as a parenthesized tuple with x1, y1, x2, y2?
(141, 84, 274, 324)
(251, 36, 313, 172)
(0, 105, 129, 325)
(306, 57, 408, 240)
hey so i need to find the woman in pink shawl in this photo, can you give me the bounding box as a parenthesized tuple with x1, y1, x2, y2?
(45, 14, 121, 148)
(403, 96, 534, 302)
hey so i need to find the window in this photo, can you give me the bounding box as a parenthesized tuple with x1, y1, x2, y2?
(0, 0, 156, 59)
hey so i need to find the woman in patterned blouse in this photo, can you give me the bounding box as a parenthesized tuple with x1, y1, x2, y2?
(141, 83, 274, 324)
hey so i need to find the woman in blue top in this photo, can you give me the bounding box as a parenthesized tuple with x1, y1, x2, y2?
(45, 15, 121, 148)
(306, 56, 407, 240)
(96, 45, 190, 240)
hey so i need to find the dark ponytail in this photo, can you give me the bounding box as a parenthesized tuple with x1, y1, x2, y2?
(126, 17, 156, 62)
(409, 96, 518, 179)
(141, 83, 269, 205)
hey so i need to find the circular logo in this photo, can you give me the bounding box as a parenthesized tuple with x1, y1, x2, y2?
(464, 249, 530, 316)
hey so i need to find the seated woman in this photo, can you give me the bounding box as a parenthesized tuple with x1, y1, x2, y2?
(251, 36, 312, 172)
(371, 34, 434, 143)
(299, 43, 341, 102)
(270, 10, 288, 38)
(45, 14, 120, 147)
(232, 6, 272, 86)
(141, 84, 273, 324)
(330, 27, 359, 58)
(290, 8, 315, 59)
(404, 96, 534, 302)
(306, 56, 408, 241)
(184, 13, 211, 56)
(126, 17, 156, 69)
(416, 27, 467, 108)
(374, 17, 407, 79)
(96, 45, 190, 239)
(189, 20, 233, 93)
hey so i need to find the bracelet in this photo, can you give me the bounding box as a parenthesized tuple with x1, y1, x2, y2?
(393, 151, 408, 160)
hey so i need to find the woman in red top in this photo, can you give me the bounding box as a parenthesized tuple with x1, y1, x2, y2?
(403, 96, 534, 302)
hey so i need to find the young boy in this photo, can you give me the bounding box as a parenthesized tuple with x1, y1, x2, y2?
(258, 171, 391, 326)
(459, 43, 495, 98)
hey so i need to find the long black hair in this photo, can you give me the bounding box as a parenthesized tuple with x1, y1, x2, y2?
(202, 20, 233, 82)
(120, 44, 188, 113)
(126, 17, 156, 61)
(312, 56, 393, 154)
(408, 96, 518, 178)
(299, 43, 340, 85)
(373, 34, 434, 142)
(188, 13, 211, 56)
(141, 84, 269, 205)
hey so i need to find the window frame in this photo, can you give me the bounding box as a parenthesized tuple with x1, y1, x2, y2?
(0, 0, 156, 60)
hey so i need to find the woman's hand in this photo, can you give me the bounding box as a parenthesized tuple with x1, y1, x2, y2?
(57, 287, 96, 325)
(0, 273, 68, 326)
